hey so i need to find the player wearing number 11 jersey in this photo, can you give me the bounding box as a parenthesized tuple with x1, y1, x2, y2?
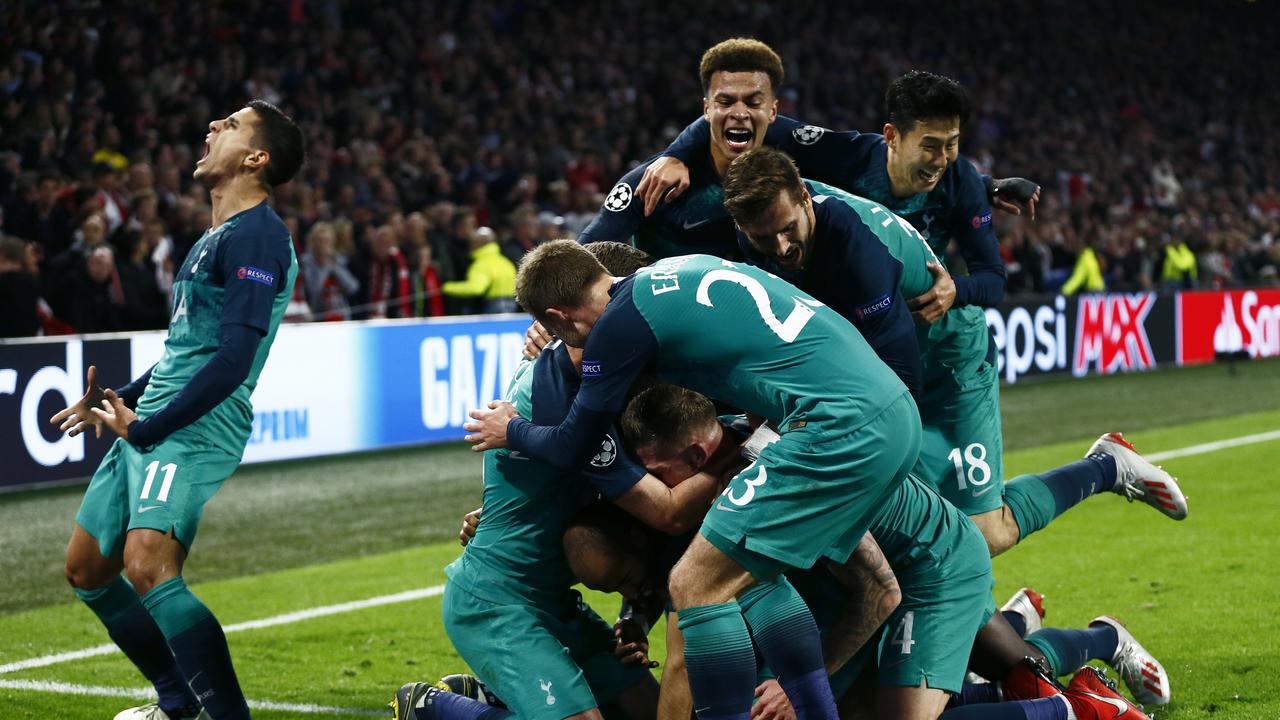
(464, 241, 994, 719)
(54, 101, 304, 720)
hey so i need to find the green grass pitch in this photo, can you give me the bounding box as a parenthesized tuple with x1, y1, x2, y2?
(1, 360, 1278, 719)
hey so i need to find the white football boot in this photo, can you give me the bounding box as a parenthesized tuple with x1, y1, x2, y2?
(113, 704, 210, 720)
(1088, 432, 1188, 520)
(1091, 615, 1172, 706)
(1001, 586, 1047, 636)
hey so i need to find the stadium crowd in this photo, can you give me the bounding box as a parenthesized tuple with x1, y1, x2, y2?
(1, 0, 1278, 338)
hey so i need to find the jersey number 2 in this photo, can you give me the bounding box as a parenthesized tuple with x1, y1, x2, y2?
(695, 269, 822, 343)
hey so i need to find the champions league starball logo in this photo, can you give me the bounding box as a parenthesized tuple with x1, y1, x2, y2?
(590, 434, 618, 467)
(604, 182, 633, 212)
(792, 125, 826, 145)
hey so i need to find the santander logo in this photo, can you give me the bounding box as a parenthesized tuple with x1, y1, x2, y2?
(1213, 290, 1279, 358)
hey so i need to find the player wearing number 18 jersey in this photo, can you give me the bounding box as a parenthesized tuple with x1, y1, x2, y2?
(55, 101, 304, 720)
(465, 242, 993, 719)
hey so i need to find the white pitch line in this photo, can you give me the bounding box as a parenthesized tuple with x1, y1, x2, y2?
(1145, 429, 1280, 462)
(0, 678, 383, 716)
(0, 584, 445, 675)
(5, 429, 1279, 680)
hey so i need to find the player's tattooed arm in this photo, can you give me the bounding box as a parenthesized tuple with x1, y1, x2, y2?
(822, 532, 901, 674)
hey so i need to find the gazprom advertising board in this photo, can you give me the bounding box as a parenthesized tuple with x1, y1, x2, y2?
(0, 316, 527, 490)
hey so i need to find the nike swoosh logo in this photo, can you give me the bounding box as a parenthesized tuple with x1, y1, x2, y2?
(1079, 691, 1130, 717)
(138, 505, 164, 513)
(972, 484, 996, 497)
(682, 218, 713, 230)
(714, 503, 740, 513)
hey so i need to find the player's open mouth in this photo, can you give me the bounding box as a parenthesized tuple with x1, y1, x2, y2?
(724, 127, 753, 152)
(197, 140, 211, 164)
(917, 167, 942, 184)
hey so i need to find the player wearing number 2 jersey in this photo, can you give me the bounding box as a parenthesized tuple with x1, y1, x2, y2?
(464, 242, 993, 719)
(55, 101, 304, 720)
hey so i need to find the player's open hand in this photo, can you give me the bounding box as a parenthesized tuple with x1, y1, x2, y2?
(459, 507, 482, 546)
(989, 177, 1041, 220)
(464, 400, 518, 451)
(49, 365, 107, 439)
(89, 388, 138, 442)
(523, 321, 553, 360)
(751, 679, 796, 720)
(613, 618, 658, 668)
(908, 262, 956, 325)
(636, 156, 691, 217)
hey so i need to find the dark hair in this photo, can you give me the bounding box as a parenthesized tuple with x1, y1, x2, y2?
(722, 147, 806, 224)
(584, 241, 651, 276)
(247, 99, 305, 187)
(621, 383, 717, 454)
(699, 38, 784, 96)
(885, 70, 970, 133)
(0, 235, 26, 264)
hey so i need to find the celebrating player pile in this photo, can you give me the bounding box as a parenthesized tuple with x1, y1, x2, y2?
(413, 37, 1186, 720)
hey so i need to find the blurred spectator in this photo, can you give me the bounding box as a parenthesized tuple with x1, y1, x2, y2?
(1, 0, 1278, 337)
(0, 235, 40, 337)
(1061, 240, 1106, 296)
(1161, 237, 1198, 293)
(116, 223, 167, 329)
(413, 243, 446, 318)
(441, 226, 517, 314)
(352, 224, 412, 319)
(67, 245, 126, 333)
(502, 208, 540, 266)
(300, 221, 360, 321)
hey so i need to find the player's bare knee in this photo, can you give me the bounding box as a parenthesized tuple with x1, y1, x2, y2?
(64, 538, 119, 590)
(971, 507, 1020, 557)
(123, 559, 177, 596)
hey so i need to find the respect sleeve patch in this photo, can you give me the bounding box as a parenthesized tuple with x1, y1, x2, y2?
(236, 265, 276, 287)
(581, 360, 603, 376)
(855, 293, 893, 320)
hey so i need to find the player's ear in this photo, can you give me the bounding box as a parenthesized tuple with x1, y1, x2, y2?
(768, 98, 778, 123)
(883, 123, 898, 147)
(684, 444, 708, 473)
(244, 148, 270, 173)
(703, 96, 711, 121)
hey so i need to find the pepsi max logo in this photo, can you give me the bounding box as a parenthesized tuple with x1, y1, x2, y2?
(971, 212, 992, 229)
(581, 361, 603, 376)
(237, 266, 275, 287)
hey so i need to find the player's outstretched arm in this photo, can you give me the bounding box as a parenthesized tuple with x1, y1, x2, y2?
(821, 532, 901, 675)
(49, 365, 106, 438)
(96, 323, 264, 446)
(947, 162, 1008, 308)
